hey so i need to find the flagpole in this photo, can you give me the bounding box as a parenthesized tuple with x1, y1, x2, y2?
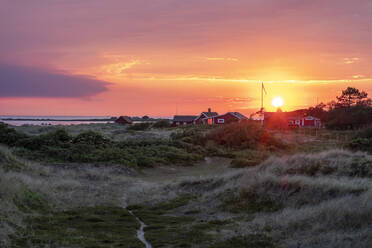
(261, 81, 263, 112)
(261, 81, 264, 127)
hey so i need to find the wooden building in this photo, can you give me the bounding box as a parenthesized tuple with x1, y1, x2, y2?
(194, 108, 219, 124)
(115, 116, 133, 125)
(210, 112, 249, 124)
(172, 115, 198, 126)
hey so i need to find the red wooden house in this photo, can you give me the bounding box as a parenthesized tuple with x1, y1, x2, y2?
(210, 112, 249, 124)
(115, 116, 133, 125)
(194, 108, 219, 124)
(264, 111, 321, 129)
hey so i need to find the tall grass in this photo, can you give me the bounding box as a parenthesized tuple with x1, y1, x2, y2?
(130, 149, 372, 247)
(0, 123, 202, 168)
(0, 147, 137, 247)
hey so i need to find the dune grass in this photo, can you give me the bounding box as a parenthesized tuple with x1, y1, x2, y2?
(11, 207, 142, 248)
(1, 122, 372, 247)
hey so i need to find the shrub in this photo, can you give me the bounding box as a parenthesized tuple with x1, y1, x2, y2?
(349, 127, 372, 152)
(14, 189, 49, 213)
(230, 158, 261, 168)
(0, 123, 27, 146)
(73, 131, 110, 148)
(205, 122, 286, 149)
(152, 120, 171, 128)
(127, 122, 152, 131)
(0, 125, 203, 167)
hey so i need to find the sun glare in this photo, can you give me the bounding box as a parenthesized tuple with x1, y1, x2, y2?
(272, 97, 284, 108)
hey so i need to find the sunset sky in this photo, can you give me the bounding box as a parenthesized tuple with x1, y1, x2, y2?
(1, 0, 372, 117)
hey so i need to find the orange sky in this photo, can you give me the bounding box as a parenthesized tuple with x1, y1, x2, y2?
(1, 0, 372, 117)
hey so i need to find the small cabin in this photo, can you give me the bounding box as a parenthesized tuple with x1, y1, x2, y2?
(264, 112, 321, 129)
(194, 108, 219, 124)
(172, 115, 197, 126)
(210, 112, 249, 125)
(115, 116, 133, 125)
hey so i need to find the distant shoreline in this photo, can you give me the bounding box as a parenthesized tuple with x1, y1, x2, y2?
(0, 118, 113, 122)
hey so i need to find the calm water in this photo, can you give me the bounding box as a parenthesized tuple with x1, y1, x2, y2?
(0, 116, 114, 126)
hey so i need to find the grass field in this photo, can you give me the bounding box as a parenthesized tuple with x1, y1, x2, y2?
(1, 122, 371, 247)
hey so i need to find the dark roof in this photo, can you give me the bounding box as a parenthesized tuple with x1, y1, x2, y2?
(201, 111, 219, 118)
(229, 112, 249, 120)
(115, 116, 133, 123)
(173, 115, 198, 122)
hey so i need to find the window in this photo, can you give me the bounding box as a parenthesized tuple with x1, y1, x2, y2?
(183, 122, 187, 125)
(176, 122, 180, 125)
(217, 119, 225, 124)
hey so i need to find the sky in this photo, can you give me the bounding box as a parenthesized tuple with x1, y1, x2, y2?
(1, 0, 372, 117)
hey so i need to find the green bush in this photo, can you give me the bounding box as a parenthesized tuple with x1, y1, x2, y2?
(0, 125, 203, 168)
(230, 158, 261, 168)
(73, 131, 110, 148)
(0, 123, 27, 146)
(349, 127, 372, 152)
(14, 189, 49, 213)
(127, 122, 152, 131)
(205, 122, 286, 149)
(152, 120, 171, 128)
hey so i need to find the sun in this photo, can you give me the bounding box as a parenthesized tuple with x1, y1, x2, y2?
(272, 97, 284, 108)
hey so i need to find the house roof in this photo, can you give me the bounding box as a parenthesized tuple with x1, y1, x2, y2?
(212, 112, 249, 120)
(229, 112, 249, 120)
(201, 111, 218, 118)
(173, 115, 198, 122)
(116, 116, 133, 123)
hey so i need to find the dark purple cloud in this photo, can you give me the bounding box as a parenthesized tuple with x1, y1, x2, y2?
(0, 64, 110, 98)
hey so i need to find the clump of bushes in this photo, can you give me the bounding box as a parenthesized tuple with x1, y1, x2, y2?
(169, 122, 288, 165)
(0, 123, 27, 146)
(171, 122, 287, 150)
(152, 120, 172, 128)
(127, 122, 152, 131)
(205, 122, 287, 150)
(0, 150, 24, 171)
(0, 124, 201, 168)
(349, 127, 372, 152)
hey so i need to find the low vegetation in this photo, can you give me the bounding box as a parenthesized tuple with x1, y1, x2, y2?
(12, 207, 142, 248)
(349, 126, 372, 153)
(0, 121, 290, 169)
(127, 120, 172, 131)
(171, 121, 289, 167)
(1, 116, 372, 247)
(0, 123, 201, 168)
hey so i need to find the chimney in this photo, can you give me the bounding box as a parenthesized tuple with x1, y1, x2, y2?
(208, 108, 211, 113)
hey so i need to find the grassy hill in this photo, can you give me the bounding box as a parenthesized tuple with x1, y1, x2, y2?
(0, 122, 371, 247)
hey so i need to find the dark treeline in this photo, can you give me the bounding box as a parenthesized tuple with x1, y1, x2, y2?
(306, 87, 372, 129)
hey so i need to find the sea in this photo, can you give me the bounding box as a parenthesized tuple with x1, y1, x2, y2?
(0, 116, 115, 126)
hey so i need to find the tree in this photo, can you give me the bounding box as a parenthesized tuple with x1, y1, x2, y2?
(336, 87, 369, 108)
(307, 102, 327, 121)
(325, 87, 372, 129)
